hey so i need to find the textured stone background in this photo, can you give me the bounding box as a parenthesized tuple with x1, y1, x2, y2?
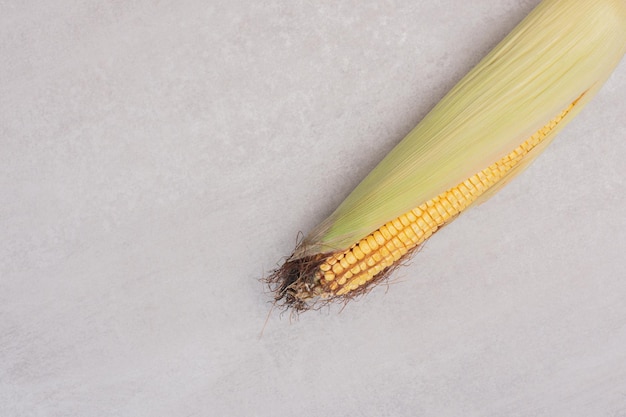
(2, 1, 626, 416)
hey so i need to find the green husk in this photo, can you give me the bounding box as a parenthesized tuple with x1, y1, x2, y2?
(294, 0, 626, 259)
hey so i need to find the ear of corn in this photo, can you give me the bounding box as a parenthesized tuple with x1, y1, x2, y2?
(269, 0, 626, 310)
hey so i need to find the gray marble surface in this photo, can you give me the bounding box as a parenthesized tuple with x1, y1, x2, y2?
(2, 1, 626, 416)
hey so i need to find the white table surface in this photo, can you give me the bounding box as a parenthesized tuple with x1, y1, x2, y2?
(2, 1, 626, 416)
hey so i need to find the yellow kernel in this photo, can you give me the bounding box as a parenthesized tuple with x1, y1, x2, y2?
(399, 215, 410, 227)
(410, 223, 424, 238)
(359, 241, 371, 255)
(434, 202, 448, 218)
(482, 168, 495, 181)
(458, 183, 471, 199)
(452, 188, 465, 203)
(345, 252, 357, 265)
(442, 195, 457, 212)
(397, 231, 411, 245)
(375, 230, 388, 244)
(320, 263, 331, 272)
(379, 225, 392, 239)
(439, 196, 454, 213)
(427, 206, 440, 220)
(422, 211, 436, 228)
(367, 235, 379, 250)
(324, 271, 335, 282)
(470, 175, 484, 190)
(332, 263, 344, 275)
(416, 217, 429, 233)
(404, 227, 418, 242)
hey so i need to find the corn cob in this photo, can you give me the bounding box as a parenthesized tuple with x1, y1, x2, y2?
(268, 0, 626, 310)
